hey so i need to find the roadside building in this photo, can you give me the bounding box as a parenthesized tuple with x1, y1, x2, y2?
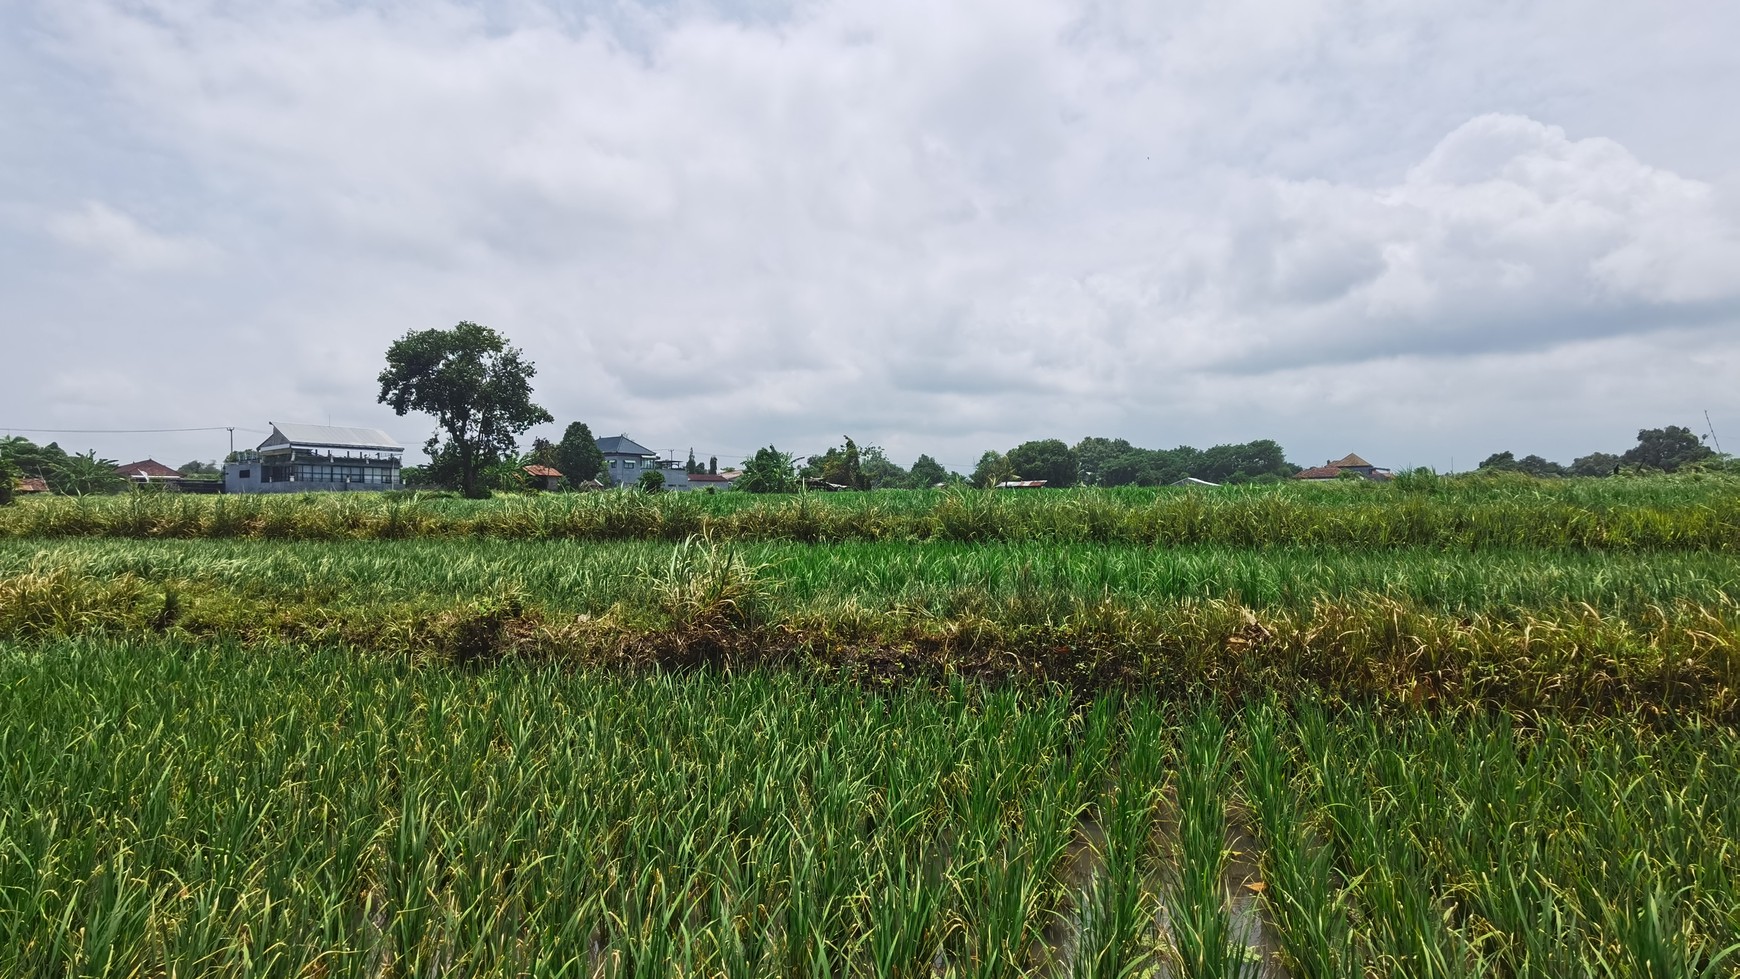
(224, 423, 404, 493)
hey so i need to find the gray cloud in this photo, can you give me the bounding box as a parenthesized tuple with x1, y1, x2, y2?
(1, 0, 1737, 473)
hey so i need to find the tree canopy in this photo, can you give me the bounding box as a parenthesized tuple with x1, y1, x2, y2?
(554, 422, 606, 488)
(1621, 426, 1714, 472)
(908, 454, 949, 488)
(737, 446, 797, 494)
(1006, 439, 1080, 487)
(377, 322, 553, 498)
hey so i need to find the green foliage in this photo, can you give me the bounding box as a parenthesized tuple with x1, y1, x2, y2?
(0, 646, 1736, 975)
(554, 421, 605, 488)
(638, 468, 666, 493)
(1073, 436, 1297, 486)
(176, 460, 220, 476)
(1481, 450, 1566, 477)
(522, 437, 559, 468)
(1006, 438, 1079, 487)
(377, 321, 554, 498)
(908, 454, 948, 488)
(1572, 451, 1622, 477)
(0, 455, 17, 506)
(54, 450, 127, 496)
(736, 446, 796, 494)
(972, 450, 1016, 487)
(1623, 425, 1715, 472)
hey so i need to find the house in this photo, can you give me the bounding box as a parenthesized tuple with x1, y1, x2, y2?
(1295, 453, 1393, 482)
(521, 464, 564, 490)
(15, 476, 48, 494)
(224, 423, 404, 493)
(687, 473, 733, 493)
(115, 459, 184, 486)
(595, 435, 661, 488)
(654, 459, 692, 492)
(995, 480, 1048, 489)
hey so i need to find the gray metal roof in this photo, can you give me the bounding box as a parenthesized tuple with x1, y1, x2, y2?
(595, 434, 656, 457)
(259, 423, 403, 452)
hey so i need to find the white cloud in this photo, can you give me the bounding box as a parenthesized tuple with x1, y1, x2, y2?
(43, 200, 215, 272)
(2, 0, 1738, 470)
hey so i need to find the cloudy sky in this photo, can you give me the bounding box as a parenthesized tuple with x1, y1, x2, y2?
(4, 0, 1738, 473)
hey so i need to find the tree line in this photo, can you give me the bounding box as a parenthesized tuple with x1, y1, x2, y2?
(1478, 426, 1724, 477)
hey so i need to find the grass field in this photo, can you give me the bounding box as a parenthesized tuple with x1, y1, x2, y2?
(2, 479, 1737, 975)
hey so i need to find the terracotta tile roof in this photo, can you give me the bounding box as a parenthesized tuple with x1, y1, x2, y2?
(522, 464, 563, 478)
(1294, 465, 1343, 480)
(688, 473, 731, 482)
(16, 476, 48, 493)
(115, 459, 183, 480)
(1330, 453, 1373, 468)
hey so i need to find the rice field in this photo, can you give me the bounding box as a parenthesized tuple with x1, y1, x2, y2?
(3, 475, 1738, 549)
(2, 480, 1738, 974)
(1, 641, 1735, 978)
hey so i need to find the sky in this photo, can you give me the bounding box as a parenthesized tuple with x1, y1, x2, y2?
(3, 0, 1738, 474)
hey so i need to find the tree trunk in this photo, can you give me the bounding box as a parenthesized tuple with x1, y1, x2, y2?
(459, 441, 483, 499)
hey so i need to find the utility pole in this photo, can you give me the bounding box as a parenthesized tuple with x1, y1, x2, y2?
(1706, 410, 1723, 456)
(227, 427, 235, 458)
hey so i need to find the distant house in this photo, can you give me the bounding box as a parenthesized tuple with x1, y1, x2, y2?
(595, 435, 699, 490)
(595, 435, 660, 488)
(224, 423, 404, 493)
(521, 464, 564, 490)
(688, 472, 732, 493)
(995, 480, 1048, 489)
(1295, 453, 1393, 482)
(15, 476, 48, 494)
(115, 459, 184, 487)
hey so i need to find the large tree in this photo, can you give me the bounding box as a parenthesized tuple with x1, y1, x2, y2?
(377, 322, 553, 498)
(908, 454, 948, 488)
(554, 422, 606, 488)
(1006, 439, 1079, 488)
(1621, 425, 1714, 472)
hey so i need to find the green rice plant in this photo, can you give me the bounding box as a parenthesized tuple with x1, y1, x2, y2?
(1072, 699, 1165, 978)
(6, 474, 1739, 548)
(1167, 706, 1258, 979)
(1239, 703, 1360, 979)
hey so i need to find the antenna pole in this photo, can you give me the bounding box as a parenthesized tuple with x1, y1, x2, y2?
(1707, 410, 1724, 457)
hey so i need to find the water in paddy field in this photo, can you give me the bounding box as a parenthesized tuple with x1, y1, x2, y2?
(1037, 813, 1288, 978)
